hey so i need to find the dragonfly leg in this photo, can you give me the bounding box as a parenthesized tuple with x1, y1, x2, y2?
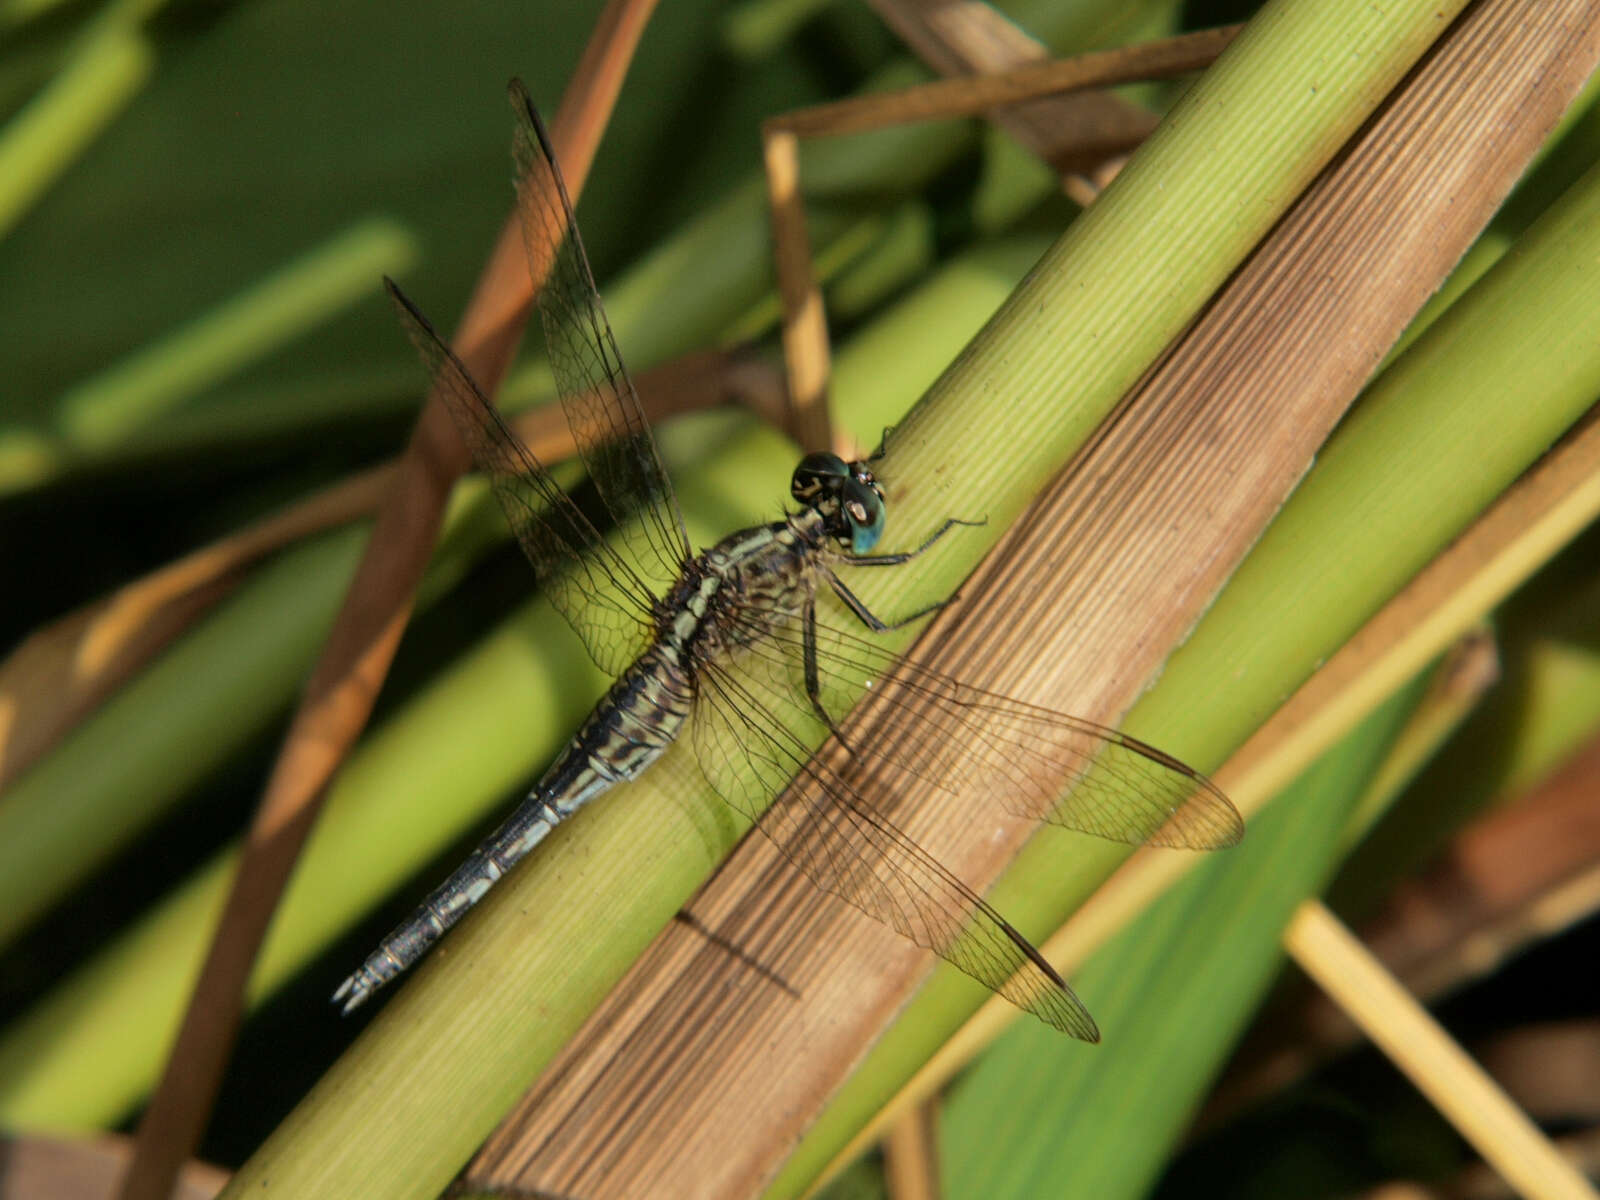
(846, 514, 984, 567)
(824, 513, 985, 640)
(826, 569, 947, 633)
(802, 596, 852, 749)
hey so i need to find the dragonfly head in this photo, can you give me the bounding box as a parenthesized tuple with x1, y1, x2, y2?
(791, 451, 886, 555)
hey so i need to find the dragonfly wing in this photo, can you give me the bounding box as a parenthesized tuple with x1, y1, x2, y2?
(722, 597, 1243, 851)
(508, 80, 692, 597)
(389, 283, 655, 675)
(691, 626, 1099, 1039)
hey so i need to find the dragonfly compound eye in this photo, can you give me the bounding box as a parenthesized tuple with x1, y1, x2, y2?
(843, 480, 886, 554)
(790, 451, 850, 506)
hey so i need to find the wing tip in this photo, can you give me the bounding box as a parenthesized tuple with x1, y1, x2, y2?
(506, 76, 557, 164)
(1187, 775, 1246, 849)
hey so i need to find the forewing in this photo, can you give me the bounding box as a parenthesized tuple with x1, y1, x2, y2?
(722, 597, 1243, 851)
(388, 282, 655, 675)
(691, 617, 1099, 1039)
(508, 80, 691, 597)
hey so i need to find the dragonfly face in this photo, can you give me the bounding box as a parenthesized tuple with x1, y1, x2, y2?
(789, 451, 886, 555)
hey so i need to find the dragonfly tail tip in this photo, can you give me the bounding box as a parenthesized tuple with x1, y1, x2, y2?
(331, 973, 372, 1015)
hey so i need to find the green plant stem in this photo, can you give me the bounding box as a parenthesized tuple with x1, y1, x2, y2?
(57, 218, 418, 451)
(0, 25, 150, 240)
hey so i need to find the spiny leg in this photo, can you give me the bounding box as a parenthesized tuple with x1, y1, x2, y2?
(802, 596, 851, 747)
(846, 514, 984, 567)
(826, 570, 948, 633)
(804, 568, 948, 745)
(807, 514, 983, 747)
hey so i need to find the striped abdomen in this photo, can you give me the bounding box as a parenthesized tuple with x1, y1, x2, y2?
(333, 644, 693, 1013)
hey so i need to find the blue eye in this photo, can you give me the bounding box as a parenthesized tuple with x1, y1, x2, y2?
(844, 480, 885, 553)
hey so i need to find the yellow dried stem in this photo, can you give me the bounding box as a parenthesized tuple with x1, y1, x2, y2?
(1286, 902, 1597, 1200)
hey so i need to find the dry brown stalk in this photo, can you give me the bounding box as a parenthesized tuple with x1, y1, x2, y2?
(0, 1131, 227, 1200)
(761, 129, 832, 455)
(767, 25, 1241, 140)
(881, 1099, 941, 1200)
(866, 0, 1163, 195)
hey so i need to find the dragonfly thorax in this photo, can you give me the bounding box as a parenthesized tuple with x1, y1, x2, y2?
(790, 452, 885, 555)
(665, 522, 817, 662)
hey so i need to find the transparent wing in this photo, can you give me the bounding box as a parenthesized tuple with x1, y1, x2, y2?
(388, 282, 657, 674)
(691, 638, 1100, 1039)
(719, 594, 1243, 852)
(508, 80, 691, 600)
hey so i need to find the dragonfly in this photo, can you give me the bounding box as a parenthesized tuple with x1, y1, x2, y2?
(333, 80, 1242, 1040)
